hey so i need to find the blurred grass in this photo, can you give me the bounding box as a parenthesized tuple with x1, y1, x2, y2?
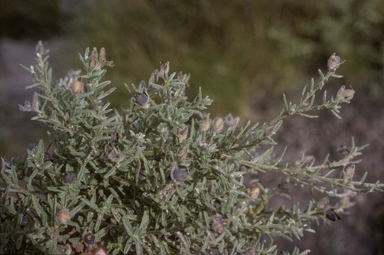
(59, 0, 384, 119)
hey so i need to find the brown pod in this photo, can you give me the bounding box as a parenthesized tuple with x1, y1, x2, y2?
(57, 206, 70, 224)
(72, 80, 84, 95)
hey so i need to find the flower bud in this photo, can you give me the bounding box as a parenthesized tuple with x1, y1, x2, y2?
(172, 169, 189, 182)
(57, 206, 70, 224)
(212, 117, 224, 134)
(64, 172, 77, 185)
(325, 208, 341, 221)
(211, 220, 229, 233)
(72, 80, 84, 95)
(83, 231, 96, 245)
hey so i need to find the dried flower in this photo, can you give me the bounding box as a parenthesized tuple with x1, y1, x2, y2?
(317, 197, 329, 209)
(343, 164, 355, 180)
(18, 92, 39, 112)
(337, 144, 349, 155)
(327, 53, 345, 72)
(106, 145, 126, 164)
(177, 124, 189, 141)
(211, 220, 229, 233)
(178, 144, 191, 163)
(90, 47, 99, 68)
(158, 60, 169, 78)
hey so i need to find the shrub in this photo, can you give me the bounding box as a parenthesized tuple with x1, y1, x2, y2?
(0, 42, 383, 255)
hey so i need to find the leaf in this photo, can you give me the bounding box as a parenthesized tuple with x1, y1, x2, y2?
(80, 197, 98, 210)
(122, 215, 134, 237)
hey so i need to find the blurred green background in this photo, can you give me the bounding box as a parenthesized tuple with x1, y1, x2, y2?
(1, 0, 384, 254)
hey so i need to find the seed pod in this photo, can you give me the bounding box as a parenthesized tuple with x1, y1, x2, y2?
(83, 231, 96, 245)
(64, 172, 77, 185)
(211, 220, 229, 233)
(201, 115, 210, 131)
(173, 169, 189, 182)
(72, 80, 84, 95)
(212, 117, 224, 134)
(57, 206, 70, 224)
(249, 187, 260, 200)
(325, 208, 341, 221)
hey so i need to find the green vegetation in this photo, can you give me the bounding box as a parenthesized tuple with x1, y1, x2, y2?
(0, 42, 383, 254)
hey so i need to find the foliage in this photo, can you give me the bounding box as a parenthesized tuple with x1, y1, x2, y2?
(0, 42, 383, 255)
